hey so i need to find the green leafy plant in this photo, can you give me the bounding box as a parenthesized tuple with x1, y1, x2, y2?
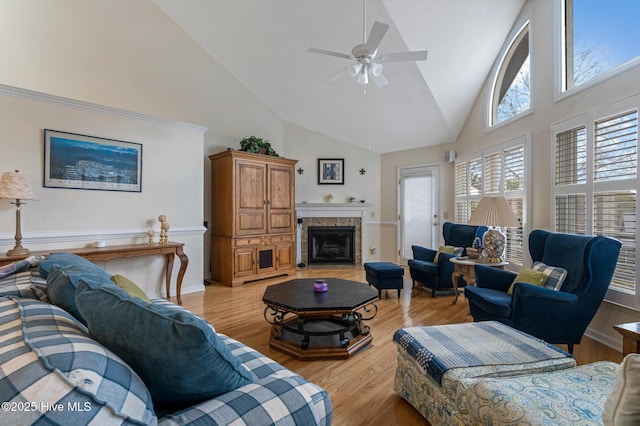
(239, 136, 279, 156)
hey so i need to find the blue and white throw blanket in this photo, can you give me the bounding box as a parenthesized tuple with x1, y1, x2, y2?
(0, 255, 44, 279)
(393, 321, 571, 384)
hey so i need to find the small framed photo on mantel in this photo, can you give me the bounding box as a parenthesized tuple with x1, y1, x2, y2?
(318, 158, 344, 185)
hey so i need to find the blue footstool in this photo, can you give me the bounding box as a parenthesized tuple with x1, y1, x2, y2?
(364, 262, 404, 298)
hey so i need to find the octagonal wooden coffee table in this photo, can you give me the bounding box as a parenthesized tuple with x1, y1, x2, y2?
(262, 278, 378, 360)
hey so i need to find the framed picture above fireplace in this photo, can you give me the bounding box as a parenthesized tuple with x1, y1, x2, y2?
(318, 158, 344, 185)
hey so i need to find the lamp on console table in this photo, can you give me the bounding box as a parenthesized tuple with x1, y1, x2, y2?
(0, 170, 38, 257)
(467, 195, 520, 262)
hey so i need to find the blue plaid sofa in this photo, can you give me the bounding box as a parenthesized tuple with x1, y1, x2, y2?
(0, 255, 332, 425)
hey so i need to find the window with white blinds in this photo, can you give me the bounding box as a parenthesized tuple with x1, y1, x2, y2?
(455, 163, 467, 197)
(555, 127, 586, 186)
(594, 112, 637, 182)
(454, 137, 527, 266)
(455, 201, 468, 224)
(469, 159, 482, 195)
(505, 197, 524, 264)
(485, 152, 501, 194)
(505, 146, 525, 191)
(555, 194, 586, 234)
(552, 98, 639, 307)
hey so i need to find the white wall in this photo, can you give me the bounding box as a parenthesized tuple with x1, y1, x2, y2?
(0, 0, 287, 281)
(380, 143, 457, 262)
(0, 86, 206, 298)
(283, 122, 382, 261)
(430, 0, 640, 351)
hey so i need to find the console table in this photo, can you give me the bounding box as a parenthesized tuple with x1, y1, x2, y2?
(449, 257, 508, 305)
(0, 242, 188, 304)
(614, 322, 640, 357)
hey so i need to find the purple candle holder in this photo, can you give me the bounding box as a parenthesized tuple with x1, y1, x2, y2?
(313, 279, 328, 293)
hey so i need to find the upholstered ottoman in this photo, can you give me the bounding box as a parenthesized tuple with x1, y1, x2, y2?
(393, 321, 576, 425)
(364, 262, 404, 298)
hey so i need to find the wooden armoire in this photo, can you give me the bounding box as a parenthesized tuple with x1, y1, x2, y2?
(209, 150, 297, 286)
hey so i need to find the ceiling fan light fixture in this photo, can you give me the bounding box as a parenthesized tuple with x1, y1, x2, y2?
(348, 63, 362, 77)
(307, 0, 427, 88)
(357, 68, 368, 84)
(369, 62, 383, 77)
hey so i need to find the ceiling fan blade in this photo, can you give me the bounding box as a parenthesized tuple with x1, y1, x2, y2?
(379, 50, 428, 63)
(370, 71, 389, 88)
(364, 21, 389, 52)
(323, 66, 350, 84)
(307, 47, 354, 60)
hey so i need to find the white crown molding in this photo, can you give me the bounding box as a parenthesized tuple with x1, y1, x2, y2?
(0, 84, 208, 133)
(0, 226, 206, 246)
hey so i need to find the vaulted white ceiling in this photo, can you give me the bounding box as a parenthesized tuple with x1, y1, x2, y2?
(153, 0, 524, 153)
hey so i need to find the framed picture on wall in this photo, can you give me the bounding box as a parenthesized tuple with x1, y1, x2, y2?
(44, 129, 142, 192)
(318, 158, 344, 185)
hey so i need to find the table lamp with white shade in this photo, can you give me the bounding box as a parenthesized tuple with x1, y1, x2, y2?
(467, 195, 520, 262)
(0, 170, 38, 257)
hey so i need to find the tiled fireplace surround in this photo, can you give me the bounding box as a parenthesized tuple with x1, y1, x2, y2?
(296, 203, 370, 267)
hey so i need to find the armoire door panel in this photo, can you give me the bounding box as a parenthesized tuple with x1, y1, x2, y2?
(237, 212, 267, 235)
(268, 166, 293, 210)
(269, 213, 293, 233)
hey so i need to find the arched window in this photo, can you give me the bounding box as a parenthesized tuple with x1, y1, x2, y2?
(489, 21, 530, 126)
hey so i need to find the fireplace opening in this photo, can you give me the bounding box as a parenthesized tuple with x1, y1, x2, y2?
(308, 226, 355, 265)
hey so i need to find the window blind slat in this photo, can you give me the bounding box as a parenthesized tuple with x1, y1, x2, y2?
(594, 111, 638, 182)
(469, 159, 482, 195)
(504, 145, 524, 191)
(594, 191, 636, 291)
(485, 152, 501, 194)
(455, 162, 467, 196)
(556, 127, 587, 185)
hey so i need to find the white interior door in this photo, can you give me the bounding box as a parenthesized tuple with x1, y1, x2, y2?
(398, 165, 440, 265)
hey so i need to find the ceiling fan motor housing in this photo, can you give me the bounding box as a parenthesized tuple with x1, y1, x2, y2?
(352, 44, 376, 64)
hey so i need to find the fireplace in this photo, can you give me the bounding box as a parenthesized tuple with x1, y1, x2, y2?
(296, 203, 370, 267)
(308, 226, 355, 265)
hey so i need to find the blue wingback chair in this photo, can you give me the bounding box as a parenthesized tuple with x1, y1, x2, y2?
(408, 222, 487, 297)
(465, 230, 622, 353)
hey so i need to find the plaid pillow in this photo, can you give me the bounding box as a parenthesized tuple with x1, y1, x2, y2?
(0, 296, 157, 425)
(0, 268, 48, 301)
(533, 261, 568, 291)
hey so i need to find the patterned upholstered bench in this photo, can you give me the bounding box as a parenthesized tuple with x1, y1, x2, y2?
(460, 360, 619, 425)
(393, 321, 576, 425)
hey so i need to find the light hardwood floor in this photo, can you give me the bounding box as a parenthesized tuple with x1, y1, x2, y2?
(179, 268, 622, 426)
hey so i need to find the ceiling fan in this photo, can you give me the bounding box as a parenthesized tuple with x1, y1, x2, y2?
(307, 0, 428, 88)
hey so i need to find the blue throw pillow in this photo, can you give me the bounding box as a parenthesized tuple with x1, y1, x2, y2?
(47, 265, 114, 325)
(39, 252, 110, 279)
(75, 278, 254, 409)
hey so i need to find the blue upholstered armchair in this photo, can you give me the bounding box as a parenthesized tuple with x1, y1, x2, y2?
(408, 222, 487, 297)
(465, 230, 622, 353)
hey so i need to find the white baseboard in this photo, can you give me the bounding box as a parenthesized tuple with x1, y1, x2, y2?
(156, 283, 205, 299)
(584, 326, 622, 353)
